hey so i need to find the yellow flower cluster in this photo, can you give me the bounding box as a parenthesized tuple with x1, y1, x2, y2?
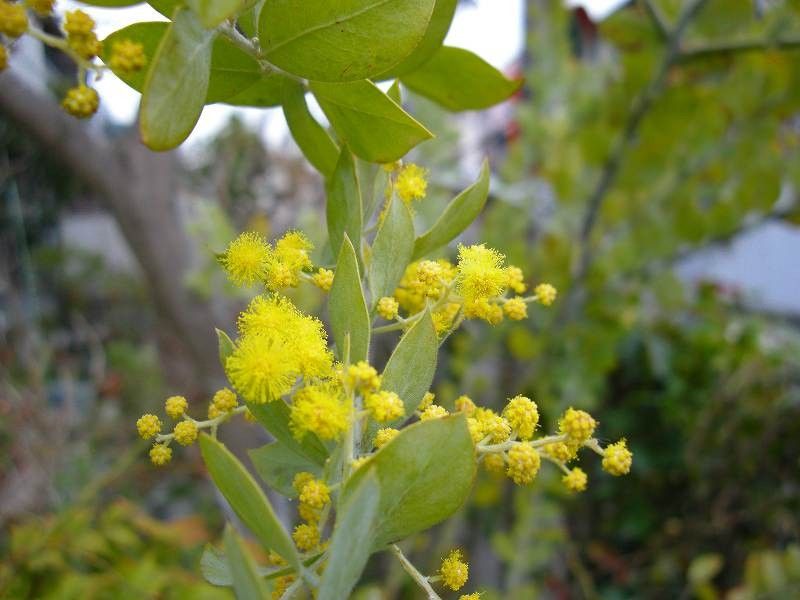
(389, 244, 557, 335)
(365, 390, 405, 422)
(420, 404, 448, 421)
(0, 1, 27, 38)
(377, 296, 399, 320)
(61, 85, 99, 119)
(63, 10, 101, 59)
(502, 395, 539, 440)
(220, 230, 316, 291)
(440, 549, 469, 591)
(562, 467, 588, 492)
(207, 387, 238, 418)
(292, 523, 319, 552)
(173, 420, 198, 446)
(558, 407, 597, 445)
(109, 39, 146, 74)
(227, 294, 332, 404)
(136, 414, 161, 440)
(165, 395, 188, 419)
(374, 427, 399, 448)
(395, 163, 428, 204)
(506, 442, 541, 485)
(344, 360, 381, 393)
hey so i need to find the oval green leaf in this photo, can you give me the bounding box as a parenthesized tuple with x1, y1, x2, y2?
(216, 328, 236, 368)
(400, 46, 523, 111)
(368, 193, 414, 306)
(412, 158, 490, 260)
(147, 0, 179, 17)
(380, 308, 437, 417)
(329, 235, 370, 363)
(282, 82, 339, 178)
(250, 440, 323, 497)
(346, 415, 475, 550)
(188, 0, 252, 28)
(376, 0, 458, 78)
(139, 9, 216, 151)
(247, 400, 329, 467)
(318, 470, 380, 600)
(326, 149, 363, 264)
(223, 526, 270, 600)
(311, 80, 433, 163)
(199, 434, 300, 569)
(258, 0, 436, 82)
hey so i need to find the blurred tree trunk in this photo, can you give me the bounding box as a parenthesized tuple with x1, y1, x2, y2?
(0, 71, 226, 395)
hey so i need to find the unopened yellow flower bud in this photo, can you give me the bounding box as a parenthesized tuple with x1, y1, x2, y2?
(109, 39, 146, 74)
(26, 0, 54, 15)
(534, 283, 557, 306)
(454, 395, 476, 416)
(502, 395, 539, 440)
(503, 297, 528, 320)
(483, 453, 505, 475)
(345, 361, 381, 392)
(212, 387, 238, 412)
(351, 456, 370, 470)
(505, 265, 527, 294)
(62, 85, 99, 119)
(562, 467, 588, 492)
(558, 407, 596, 445)
(0, 1, 28, 38)
(377, 296, 399, 320)
(149, 443, 172, 466)
(292, 523, 319, 552)
(136, 414, 161, 439)
(366, 390, 405, 422)
(374, 427, 400, 448)
(312, 267, 334, 291)
(165, 395, 188, 419)
(419, 391, 435, 411)
(420, 404, 448, 421)
(0, 45, 7, 71)
(173, 420, 198, 446)
(292, 472, 315, 495)
(68, 31, 101, 59)
(395, 163, 427, 203)
(440, 549, 469, 591)
(271, 575, 294, 600)
(208, 403, 223, 419)
(474, 408, 510, 443)
(602, 439, 633, 476)
(460, 594, 482, 600)
(506, 442, 540, 485)
(63, 9, 95, 37)
(463, 298, 504, 325)
(298, 479, 330, 509)
(543, 441, 577, 463)
(298, 502, 320, 524)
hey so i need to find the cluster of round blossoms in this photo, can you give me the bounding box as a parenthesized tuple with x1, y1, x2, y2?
(385, 245, 557, 336)
(0, 2, 145, 117)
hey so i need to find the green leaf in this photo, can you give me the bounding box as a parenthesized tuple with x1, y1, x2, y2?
(283, 82, 339, 178)
(326, 149, 363, 263)
(188, 0, 251, 28)
(104, 23, 265, 104)
(329, 235, 370, 363)
(318, 471, 380, 600)
(247, 400, 328, 467)
(201, 545, 323, 586)
(377, 0, 458, 78)
(223, 526, 270, 600)
(199, 434, 300, 569)
(216, 328, 236, 369)
(250, 440, 323, 497)
(412, 159, 490, 260)
(368, 194, 414, 306)
(238, 0, 264, 38)
(311, 80, 433, 163)
(380, 308, 437, 417)
(147, 0, 179, 17)
(139, 9, 216, 151)
(258, 0, 436, 82)
(346, 415, 475, 549)
(401, 46, 522, 111)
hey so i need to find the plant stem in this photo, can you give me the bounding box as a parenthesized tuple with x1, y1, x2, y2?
(390, 544, 442, 600)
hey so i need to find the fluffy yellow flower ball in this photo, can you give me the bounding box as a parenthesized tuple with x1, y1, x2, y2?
(506, 442, 541, 485)
(395, 163, 428, 203)
(62, 85, 99, 119)
(164, 395, 188, 419)
(420, 404, 449, 421)
(366, 390, 405, 422)
(377, 296, 399, 320)
(374, 427, 400, 449)
(562, 467, 588, 492)
(502, 395, 539, 440)
(440, 549, 469, 591)
(292, 523, 319, 552)
(602, 439, 633, 476)
(149, 443, 172, 466)
(136, 414, 161, 440)
(220, 231, 270, 286)
(173, 420, 198, 446)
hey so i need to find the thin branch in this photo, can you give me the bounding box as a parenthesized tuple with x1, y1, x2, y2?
(562, 0, 710, 321)
(680, 36, 800, 61)
(642, 0, 670, 39)
(391, 544, 442, 600)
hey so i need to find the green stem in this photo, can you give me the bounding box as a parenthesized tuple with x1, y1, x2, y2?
(391, 544, 442, 600)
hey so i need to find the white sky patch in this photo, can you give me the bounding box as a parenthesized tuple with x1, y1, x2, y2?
(565, 0, 628, 20)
